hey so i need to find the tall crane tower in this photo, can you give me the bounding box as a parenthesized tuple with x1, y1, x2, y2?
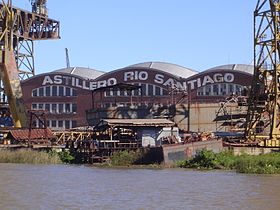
(0, 0, 60, 127)
(245, 0, 280, 147)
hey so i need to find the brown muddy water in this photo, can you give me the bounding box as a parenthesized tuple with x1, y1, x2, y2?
(0, 163, 279, 210)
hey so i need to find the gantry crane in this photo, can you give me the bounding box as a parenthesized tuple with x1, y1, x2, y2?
(245, 0, 280, 147)
(0, 0, 60, 127)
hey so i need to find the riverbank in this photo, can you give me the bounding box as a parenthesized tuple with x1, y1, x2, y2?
(176, 149, 280, 174)
(0, 149, 70, 164)
(2, 149, 280, 174)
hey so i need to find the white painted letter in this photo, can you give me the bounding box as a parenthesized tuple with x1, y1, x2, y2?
(154, 74, 164, 84)
(42, 76, 53, 85)
(124, 72, 134, 81)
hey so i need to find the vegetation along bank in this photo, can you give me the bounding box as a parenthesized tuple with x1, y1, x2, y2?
(177, 149, 280, 174)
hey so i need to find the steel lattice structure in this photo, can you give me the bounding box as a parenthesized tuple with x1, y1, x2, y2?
(245, 0, 280, 146)
(0, 0, 60, 127)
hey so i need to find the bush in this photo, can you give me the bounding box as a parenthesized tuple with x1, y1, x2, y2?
(57, 150, 75, 163)
(177, 149, 280, 174)
(215, 150, 237, 169)
(189, 149, 217, 169)
(110, 150, 143, 166)
(235, 153, 280, 174)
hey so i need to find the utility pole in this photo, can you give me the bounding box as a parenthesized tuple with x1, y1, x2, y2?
(65, 48, 70, 68)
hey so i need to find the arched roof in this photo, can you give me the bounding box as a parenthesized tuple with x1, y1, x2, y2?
(54, 67, 105, 80)
(204, 64, 254, 75)
(126, 62, 198, 78)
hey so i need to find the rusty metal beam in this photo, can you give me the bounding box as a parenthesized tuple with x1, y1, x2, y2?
(0, 1, 60, 128)
(0, 3, 60, 41)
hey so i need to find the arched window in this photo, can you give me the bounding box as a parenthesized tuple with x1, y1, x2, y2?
(32, 86, 78, 97)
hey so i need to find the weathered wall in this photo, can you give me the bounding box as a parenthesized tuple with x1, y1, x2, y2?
(230, 146, 280, 156)
(162, 140, 223, 164)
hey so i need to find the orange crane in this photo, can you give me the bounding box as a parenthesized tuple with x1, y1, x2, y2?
(0, 0, 60, 128)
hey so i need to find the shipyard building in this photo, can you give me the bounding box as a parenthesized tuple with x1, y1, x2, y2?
(21, 62, 253, 132)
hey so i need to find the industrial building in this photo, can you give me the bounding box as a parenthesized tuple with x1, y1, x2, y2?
(21, 62, 253, 132)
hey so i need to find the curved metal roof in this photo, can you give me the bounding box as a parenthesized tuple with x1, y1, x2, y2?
(127, 62, 198, 78)
(205, 64, 254, 75)
(54, 67, 105, 80)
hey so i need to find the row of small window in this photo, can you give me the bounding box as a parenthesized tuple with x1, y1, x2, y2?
(100, 102, 166, 108)
(197, 83, 244, 96)
(104, 84, 168, 97)
(32, 103, 77, 114)
(34, 119, 77, 130)
(32, 86, 78, 97)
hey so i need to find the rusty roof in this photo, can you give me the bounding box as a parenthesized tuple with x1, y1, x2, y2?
(96, 118, 175, 128)
(9, 128, 55, 141)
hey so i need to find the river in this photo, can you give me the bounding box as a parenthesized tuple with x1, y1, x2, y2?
(0, 163, 279, 210)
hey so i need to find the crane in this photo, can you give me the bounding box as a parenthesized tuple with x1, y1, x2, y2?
(0, 0, 60, 127)
(30, 0, 48, 16)
(245, 0, 280, 147)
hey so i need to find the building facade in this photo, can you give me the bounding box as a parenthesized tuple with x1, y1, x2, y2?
(21, 62, 253, 131)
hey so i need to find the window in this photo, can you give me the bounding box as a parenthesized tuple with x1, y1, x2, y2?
(148, 85, 154, 96)
(65, 120, 70, 129)
(236, 85, 242, 95)
(32, 104, 37, 110)
(220, 84, 227, 95)
(45, 104, 50, 112)
(72, 89, 77, 96)
(59, 86, 64, 96)
(66, 87, 71, 96)
(39, 87, 44, 96)
(113, 90, 118, 96)
(133, 83, 140, 96)
(45, 86, 51, 97)
(59, 104, 64, 113)
(197, 87, 204, 96)
(65, 104, 71, 113)
(51, 120, 57, 127)
(32, 89, 37, 97)
(205, 86, 211, 96)
(155, 86, 161, 95)
(213, 84, 219, 95)
(141, 84, 146, 96)
(38, 104, 44, 110)
(51, 104, 57, 113)
(32, 86, 77, 97)
(72, 104, 77, 113)
(52, 86, 57, 96)
(196, 83, 246, 97)
(58, 120, 63, 127)
(72, 121, 77, 128)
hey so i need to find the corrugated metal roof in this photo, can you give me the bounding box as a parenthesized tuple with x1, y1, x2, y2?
(205, 64, 254, 75)
(100, 118, 175, 127)
(54, 67, 105, 80)
(9, 128, 55, 141)
(127, 62, 198, 78)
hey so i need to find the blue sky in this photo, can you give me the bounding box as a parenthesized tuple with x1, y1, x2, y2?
(13, 0, 256, 74)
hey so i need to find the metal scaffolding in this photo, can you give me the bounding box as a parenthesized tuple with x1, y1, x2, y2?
(245, 0, 280, 146)
(0, 0, 60, 127)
